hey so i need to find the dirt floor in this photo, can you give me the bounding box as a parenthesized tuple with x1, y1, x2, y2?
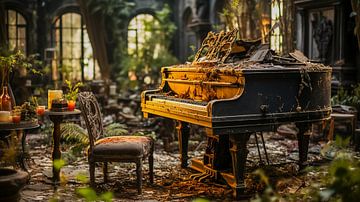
(16, 123, 343, 202)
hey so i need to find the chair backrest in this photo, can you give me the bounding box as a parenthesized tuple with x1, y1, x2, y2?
(78, 92, 104, 148)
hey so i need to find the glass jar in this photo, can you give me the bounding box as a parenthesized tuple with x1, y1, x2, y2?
(1, 86, 12, 111)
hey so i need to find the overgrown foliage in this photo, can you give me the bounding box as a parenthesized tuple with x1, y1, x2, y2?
(331, 84, 360, 110)
(304, 137, 360, 201)
(118, 4, 178, 89)
(0, 50, 42, 89)
(250, 136, 360, 202)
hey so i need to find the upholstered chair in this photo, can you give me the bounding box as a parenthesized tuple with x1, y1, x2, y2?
(78, 92, 154, 194)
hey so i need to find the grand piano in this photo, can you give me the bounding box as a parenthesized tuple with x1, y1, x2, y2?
(141, 29, 331, 198)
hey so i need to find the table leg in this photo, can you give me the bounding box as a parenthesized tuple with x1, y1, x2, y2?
(50, 117, 63, 183)
(20, 130, 28, 171)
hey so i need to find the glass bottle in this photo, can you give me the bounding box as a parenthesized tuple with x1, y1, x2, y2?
(1, 86, 12, 111)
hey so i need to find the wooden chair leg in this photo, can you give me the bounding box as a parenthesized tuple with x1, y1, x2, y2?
(136, 160, 142, 194)
(149, 153, 154, 184)
(103, 162, 108, 183)
(89, 161, 95, 187)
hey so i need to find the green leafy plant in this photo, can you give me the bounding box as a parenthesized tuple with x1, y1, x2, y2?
(331, 84, 360, 110)
(118, 4, 178, 90)
(61, 123, 89, 146)
(50, 158, 113, 202)
(0, 50, 42, 90)
(64, 80, 83, 101)
(103, 123, 128, 137)
(304, 136, 360, 201)
(60, 123, 129, 149)
(76, 187, 113, 202)
(17, 100, 37, 121)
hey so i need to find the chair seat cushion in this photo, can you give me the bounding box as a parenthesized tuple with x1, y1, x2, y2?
(92, 136, 153, 159)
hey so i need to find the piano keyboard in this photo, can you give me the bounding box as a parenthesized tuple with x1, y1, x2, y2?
(142, 94, 212, 127)
(150, 95, 208, 106)
(150, 97, 208, 112)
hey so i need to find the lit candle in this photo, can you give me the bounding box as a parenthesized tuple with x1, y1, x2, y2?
(0, 111, 11, 122)
(67, 100, 76, 111)
(36, 105, 45, 116)
(12, 114, 21, 123)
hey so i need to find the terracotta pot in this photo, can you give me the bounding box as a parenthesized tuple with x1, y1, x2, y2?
(0, 168, 29, 202)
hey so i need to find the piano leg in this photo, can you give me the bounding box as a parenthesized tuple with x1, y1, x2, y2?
(296, 123, 310, 170)
(228, 133, 251, 199)
(176, 121, 190, 168)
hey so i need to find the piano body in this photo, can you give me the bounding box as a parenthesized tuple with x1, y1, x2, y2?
(141, 30, 331, 198)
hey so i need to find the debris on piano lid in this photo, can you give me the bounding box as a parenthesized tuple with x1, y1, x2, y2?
(189, 29, 329, 70)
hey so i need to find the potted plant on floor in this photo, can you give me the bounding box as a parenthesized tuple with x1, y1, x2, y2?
(0, 132, 29, 202)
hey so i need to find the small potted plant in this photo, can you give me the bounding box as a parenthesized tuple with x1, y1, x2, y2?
(64, 80, 82, 111)
(18, 102, 36, 121)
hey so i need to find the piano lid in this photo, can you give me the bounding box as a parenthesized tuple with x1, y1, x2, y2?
(154, 29, 330, 102)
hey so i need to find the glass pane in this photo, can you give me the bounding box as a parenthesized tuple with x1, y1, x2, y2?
(62, 14, 72, 28)
(18, 27, 25, 39)
(84, 58, 93, 80)
(71, 13, 81, 28)
(73, 43, 82, 59)
(18, 38, 26, 53)
(72, 28, 82, 43)
(17, 13, 26, 24)
(8, 26, 16, 39)
(9, 40, 16, 51)
(8, 10, 16, 25)
(62, 43, 72, 58)
(72, 59, 81, 80)
(62, 28, 71, 42)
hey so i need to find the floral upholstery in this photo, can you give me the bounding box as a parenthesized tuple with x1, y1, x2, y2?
(92, 136, 153, 159)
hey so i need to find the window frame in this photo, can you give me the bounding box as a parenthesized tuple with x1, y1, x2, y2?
(52, 12, 98, 81)
(127, 13, 160, 58)
(5, 9, 27, 54)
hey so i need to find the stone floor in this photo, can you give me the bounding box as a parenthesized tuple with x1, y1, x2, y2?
(18, 129, 335, 202)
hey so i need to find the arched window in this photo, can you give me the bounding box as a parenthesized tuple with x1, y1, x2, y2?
(5, 9, 27, 54)
(127, 14, 160, 57)
(52, 12, 100, 81)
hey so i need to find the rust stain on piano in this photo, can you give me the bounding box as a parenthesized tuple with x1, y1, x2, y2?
(141, 29, 332, 199)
